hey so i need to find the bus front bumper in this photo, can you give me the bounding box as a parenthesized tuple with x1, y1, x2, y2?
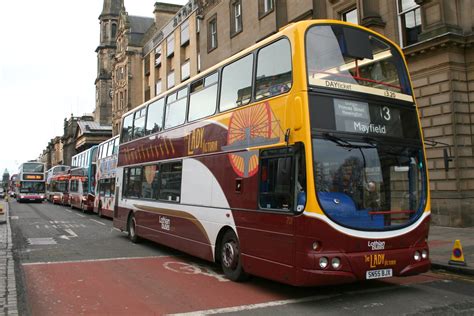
(295, 247, 430, 286)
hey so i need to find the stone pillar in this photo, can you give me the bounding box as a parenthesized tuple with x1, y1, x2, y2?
(312, 0, 327, 19)
(360, 0, 386, 34)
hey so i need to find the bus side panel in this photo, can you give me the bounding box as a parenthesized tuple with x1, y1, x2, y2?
(196, 154, 297, 283)
(135, 208, 214, 262)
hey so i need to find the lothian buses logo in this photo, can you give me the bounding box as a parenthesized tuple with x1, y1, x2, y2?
(368, 240, 385, 251)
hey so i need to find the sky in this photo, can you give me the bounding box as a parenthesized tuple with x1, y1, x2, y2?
(0, 0, 187, 176)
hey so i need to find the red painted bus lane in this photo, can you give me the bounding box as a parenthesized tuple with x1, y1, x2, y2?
(23, 256, 293, 315)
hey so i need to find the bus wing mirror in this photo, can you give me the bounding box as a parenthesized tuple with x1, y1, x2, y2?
(341, 28, 373, 60)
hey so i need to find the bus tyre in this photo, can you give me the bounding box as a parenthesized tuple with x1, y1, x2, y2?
(128, 214, 140, 243)
(220, 230, 248, 282)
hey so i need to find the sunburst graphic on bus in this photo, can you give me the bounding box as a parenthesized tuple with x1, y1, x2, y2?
(222, 102, 282, 177)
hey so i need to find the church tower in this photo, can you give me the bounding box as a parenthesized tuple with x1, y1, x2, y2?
(94, 0, 122, 125)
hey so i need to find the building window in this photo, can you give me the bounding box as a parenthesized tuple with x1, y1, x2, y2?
(208, 16, 218, 52)
(144, 57, 150, 76)
(181, 60, 190, 81)
(342, 7, 358, 24)
(111, 23, 117, 40)
(231, 0, 243, 36)
(155, 80, 162, 96)
(167, 35, 175, 57)
(398, 0, 421, 46)
(155, 46, 162, 67)
(167, 71, 175, 89)
(181, 19, 190, 46)
(258, 0, 274, 18)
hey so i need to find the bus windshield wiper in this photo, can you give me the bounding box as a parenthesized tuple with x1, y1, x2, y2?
(323, 133, 376, 149)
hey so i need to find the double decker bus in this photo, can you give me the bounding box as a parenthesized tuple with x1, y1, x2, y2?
(45, 165, 70, 202)
(15, 162, 46, 203)
(69, 146, 98, 211)
(94, 136, 119, 218)
(114, 20, 430, 286)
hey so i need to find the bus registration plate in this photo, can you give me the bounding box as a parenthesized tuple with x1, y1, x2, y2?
(366, 268, 392, 280)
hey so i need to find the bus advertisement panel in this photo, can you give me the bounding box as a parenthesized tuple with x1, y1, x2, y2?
(94, 136, 119, 218)
(113, 20, 430, 286)
(16, 162, 46, 202)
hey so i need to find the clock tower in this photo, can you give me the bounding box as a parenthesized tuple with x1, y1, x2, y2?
(94, 0, 122, 125)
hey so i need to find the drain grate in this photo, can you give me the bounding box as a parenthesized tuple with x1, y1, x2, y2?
(27, 238, 57, 245)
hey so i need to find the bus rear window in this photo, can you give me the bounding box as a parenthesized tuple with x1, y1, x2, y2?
(306, 25, 412, 98)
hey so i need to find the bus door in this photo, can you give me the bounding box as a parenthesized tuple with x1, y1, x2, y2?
(239, 145, 305, 283)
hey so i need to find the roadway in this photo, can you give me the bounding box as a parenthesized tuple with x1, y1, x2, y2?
(8, 200, 474, 315)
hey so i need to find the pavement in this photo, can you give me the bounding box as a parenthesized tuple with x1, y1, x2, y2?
(0, 200, 18, 315)
(428, 224, 474, 276)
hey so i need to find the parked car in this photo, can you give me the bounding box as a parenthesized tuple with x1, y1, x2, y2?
(0, 188, 5, 199)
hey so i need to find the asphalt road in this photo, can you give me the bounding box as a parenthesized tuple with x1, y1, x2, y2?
(8, 200, 474, 315)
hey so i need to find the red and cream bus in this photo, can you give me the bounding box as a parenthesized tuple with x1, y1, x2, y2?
(46, 165, 70, 202)
(15, 162, 46, 203)
(94, 135, 119, 218)
(48, 173, 70, 205)
(114, 20, 430, 286)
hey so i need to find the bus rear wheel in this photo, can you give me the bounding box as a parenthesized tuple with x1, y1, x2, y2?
(127, 213, 140, 243)
(220, 230, 248, 282)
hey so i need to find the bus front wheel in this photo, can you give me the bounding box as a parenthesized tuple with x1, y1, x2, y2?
(127, 213, 140, 243)
(220, 230, 248, 282)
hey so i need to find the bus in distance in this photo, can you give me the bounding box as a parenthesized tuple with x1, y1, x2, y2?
(15, 162, 46, 203)
(94, 135, 119, 218)
(69, 146, 98, 211)
(46, 165, 70, 202)
(113, 20, 430, 286)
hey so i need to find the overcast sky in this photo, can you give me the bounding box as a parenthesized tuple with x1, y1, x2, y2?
(0, 0, 187, 176)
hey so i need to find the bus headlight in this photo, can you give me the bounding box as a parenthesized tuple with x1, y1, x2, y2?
(421, 249, 428, 259)
(414, 251, 421, 261)
(331, 257, 341, 269)
(319, 257, 329, 269)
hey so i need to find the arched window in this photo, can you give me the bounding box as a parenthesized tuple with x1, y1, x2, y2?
(112, 23, 117, 40)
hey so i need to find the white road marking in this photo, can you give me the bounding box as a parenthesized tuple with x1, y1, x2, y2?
(76, 214, 85, 218)
(10, 216, 19, 220)
(22, 255, 172, 266)
(65, 209, 73, 213)
(168, 286, 398, 315)
(64, 229, 78, 237)
(90, 219, 106, 226)
(27, 238, 57, 246)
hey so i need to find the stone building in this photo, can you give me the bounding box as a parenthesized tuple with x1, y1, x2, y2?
(141, 1, 199, 106)
(111, 2, 182, 135)
(95, 0, 121, 126)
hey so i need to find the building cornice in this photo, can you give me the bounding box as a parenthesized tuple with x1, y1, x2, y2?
(404, 32, 474, 58)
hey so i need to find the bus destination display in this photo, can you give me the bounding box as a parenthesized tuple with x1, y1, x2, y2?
(333, 99, 402, 137)
(24, 174, 44, 181)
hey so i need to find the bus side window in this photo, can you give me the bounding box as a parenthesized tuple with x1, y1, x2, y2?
(255, 38, 292, 100)
(121, 114, 134, 143)
(220, 54, 253, 111)
(259, 149, 294, 211)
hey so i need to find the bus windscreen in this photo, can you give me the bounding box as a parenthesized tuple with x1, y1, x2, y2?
(306, 25, 412, 101)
